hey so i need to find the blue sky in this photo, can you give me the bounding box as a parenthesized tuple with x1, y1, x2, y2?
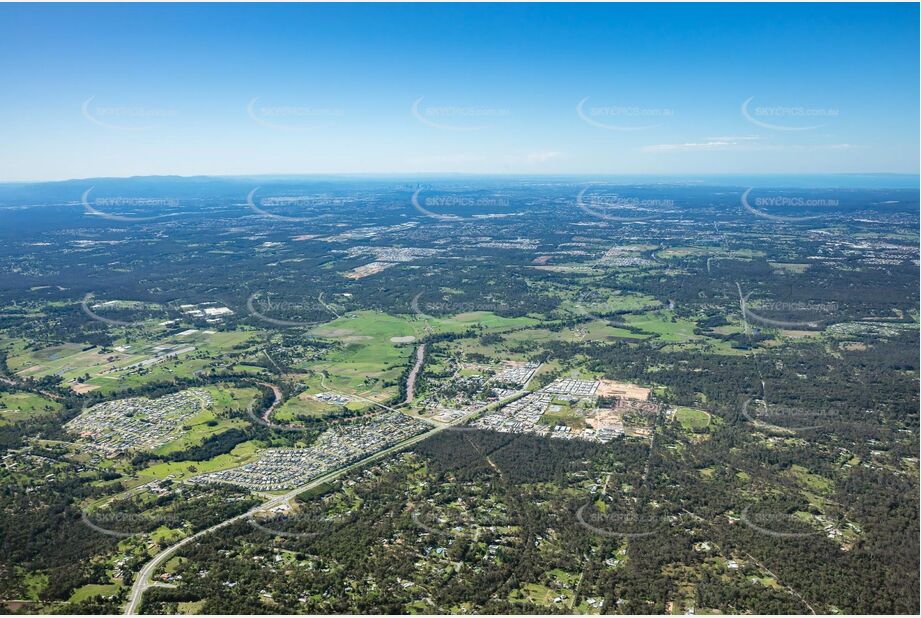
(0, 2, 917, 181)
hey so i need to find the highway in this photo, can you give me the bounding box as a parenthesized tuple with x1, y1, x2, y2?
(122, 407, 477, 615)
(123, 371, 531, 614)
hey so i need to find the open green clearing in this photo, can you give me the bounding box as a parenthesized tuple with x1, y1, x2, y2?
(0, 391, 61, 423)
(138, 440, 262, 482)
(68, 583, 121, 603)
(274, 391, 342, 421)
(4, 329, 264, 395)
(624, 311, 700, 343)
(307, 311, 417, 402)
(539, 401, 588, 430)
(153, 386, 259, 455)
(675, 406, 711, 431)
(787, 464, 834, 494)
(305, 310, 537, 403)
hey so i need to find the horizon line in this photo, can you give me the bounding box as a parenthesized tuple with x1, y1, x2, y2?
(2, 171, 919, 186)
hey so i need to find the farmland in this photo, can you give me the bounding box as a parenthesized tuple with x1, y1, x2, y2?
(0, 177, 916, 614)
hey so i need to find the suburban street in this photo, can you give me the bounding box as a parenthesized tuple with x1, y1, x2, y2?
(123, 403, 486, 615)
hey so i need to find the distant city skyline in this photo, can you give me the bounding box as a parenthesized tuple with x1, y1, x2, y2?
(0, 2, 918, 181)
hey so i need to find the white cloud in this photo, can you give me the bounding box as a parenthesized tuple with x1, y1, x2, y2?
(643, 138, 856, 154)
(815, 143, 855, 150)
(706, 135, 761, 142)
(642, 140, 737, 153)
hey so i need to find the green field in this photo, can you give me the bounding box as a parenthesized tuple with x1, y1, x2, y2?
(153, 386, 258, 455)
(4, 329, 264, 395)
(508, 320, 647, 346)
(308, 311, 418, 401)
(624, 311, 700, 343)
(138, 440, 261, 481)
(553, 286, 660, 320)
(657, 246, 765, 260)
(274, 391, 342, 421)
(305, 309, 535, 404)
(0, 391, 61, 423)
(539, 402, 587, 430)
(787, 464, 834, 494)
(508, 569, 582, 609)
(675, 406, 711, 431)
(428, 311, 538, 333)
(68, 583, 121, 603)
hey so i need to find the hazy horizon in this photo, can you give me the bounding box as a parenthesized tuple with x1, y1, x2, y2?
(2, 171, 920, 188)
(1, 3, 918, 181)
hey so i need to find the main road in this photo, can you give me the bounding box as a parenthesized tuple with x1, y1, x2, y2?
(123, 402, 486, 615)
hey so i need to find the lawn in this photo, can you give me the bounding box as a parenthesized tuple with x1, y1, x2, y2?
(508, 582, 556, 607)
(624, 311, 700, 343)
(0, 391, 61, 423)
(787, 464, 834, 494)
(152, 386, 257, 455)
(539, 403, 587, 430)
(138, 440, 261, 481)
(675, 406, 711, 432)
(274, 391, 341, 421)
(68, 583, 121, 603)
(309, 311, 417, 399)
(5, 329, 264, 395)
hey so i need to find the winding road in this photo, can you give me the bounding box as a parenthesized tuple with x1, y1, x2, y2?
(123, 400, 482, 615)
(124, 340, 524, 614)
